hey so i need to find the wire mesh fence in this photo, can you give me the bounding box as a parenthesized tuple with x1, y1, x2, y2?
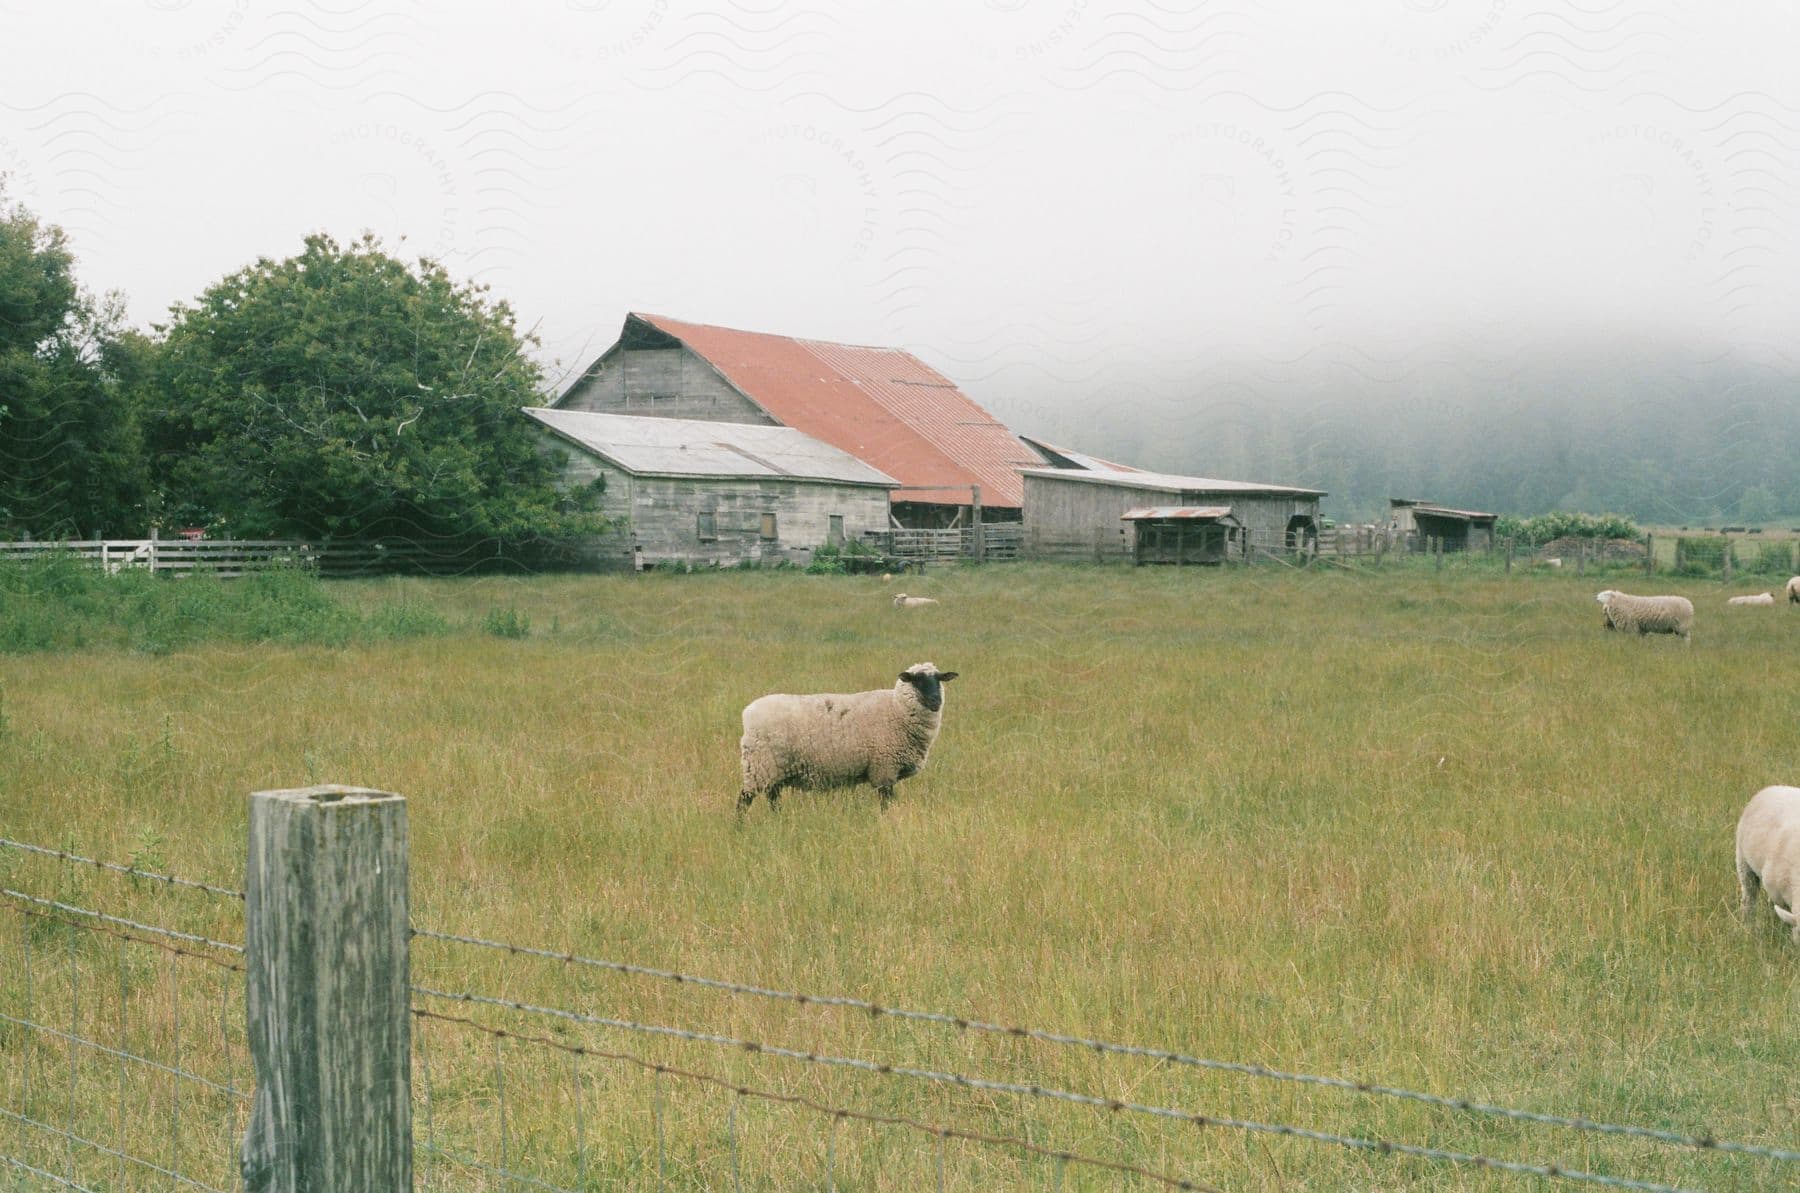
(3, 811, 1798, 1191)
(0, 840, 248, 1192)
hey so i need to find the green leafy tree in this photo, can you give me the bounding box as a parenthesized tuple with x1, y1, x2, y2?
(142, 232, 599, 542)
(0, 183, 146, 536)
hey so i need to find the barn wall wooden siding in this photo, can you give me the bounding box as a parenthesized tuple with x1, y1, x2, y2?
(559, 346, 773, 424)
(1023, 473, 1321, 562)
(536, 428, 888, 570)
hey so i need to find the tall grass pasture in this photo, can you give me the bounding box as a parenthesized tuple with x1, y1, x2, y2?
(1, 561, 1796, 1190)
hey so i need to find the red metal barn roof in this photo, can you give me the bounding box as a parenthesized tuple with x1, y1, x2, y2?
(615, 314, 1044, 508)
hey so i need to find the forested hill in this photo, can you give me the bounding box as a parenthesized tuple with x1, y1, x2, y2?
(1012, 346, 1800, 526)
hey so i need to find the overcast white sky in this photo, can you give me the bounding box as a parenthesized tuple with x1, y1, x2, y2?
(4, 1, 1797, 465)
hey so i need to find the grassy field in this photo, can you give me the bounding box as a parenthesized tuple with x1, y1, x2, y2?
(1, 560, 1797, 1190)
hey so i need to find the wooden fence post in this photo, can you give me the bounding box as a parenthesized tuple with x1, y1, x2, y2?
(1576, 539, 1585, 575)
(1722, 538, 1733, 581)
(1434, 536, 1443, 571)
(1505, 536, 1514, 573)
(1644, 533, 1654, 576)
(242, 786, 411, 1192)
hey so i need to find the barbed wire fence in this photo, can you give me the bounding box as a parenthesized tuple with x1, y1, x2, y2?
(3, 792, 1798, 1191)
(0, 841, 249, 1192)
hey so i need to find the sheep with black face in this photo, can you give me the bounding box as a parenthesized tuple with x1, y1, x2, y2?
(738, 662, 959, 813)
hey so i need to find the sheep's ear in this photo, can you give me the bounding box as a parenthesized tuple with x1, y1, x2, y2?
(937, 672, 959, 682)
(898, 671, 914, 683)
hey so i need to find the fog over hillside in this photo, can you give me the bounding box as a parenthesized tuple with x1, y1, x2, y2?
(4, 2, 1798, 524)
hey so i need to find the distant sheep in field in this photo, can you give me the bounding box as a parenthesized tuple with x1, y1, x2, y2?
(737, 662, 959, 813)
(1595, 590, 1694, 641)
(893, 593, 938, 608)
(1736, 785, 1800, 942)
(1787, 576, 1800, 605)
(1727, 592, 1776, 607)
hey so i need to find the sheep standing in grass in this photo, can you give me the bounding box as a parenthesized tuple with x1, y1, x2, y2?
(1727, 592, 1776, 606)
(1736, 785, 1800, 942)
(1595, 590, 1694, 641)
(1787, 576, 1800, 605)
(738, 662, 959, 813)
(893, 594, 938, 608)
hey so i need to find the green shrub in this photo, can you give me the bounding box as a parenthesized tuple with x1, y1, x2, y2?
(482, 606, 531, 639)
(1493, 511, 1642, 547)
(365, 600, 453, 640)
(1746, 542, 1796, 577)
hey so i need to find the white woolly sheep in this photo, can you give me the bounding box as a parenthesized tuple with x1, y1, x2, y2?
(1727, 592, 1776, 606)
(1736, 785, 1800, 942)
(892, 593, 938, 608)
(738, 661, 959, 813)
(1595, 590, 1694, 641)
(1786, 576, 1800, 605)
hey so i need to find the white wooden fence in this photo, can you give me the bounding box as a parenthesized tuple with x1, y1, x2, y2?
(0, 538, 520, 578)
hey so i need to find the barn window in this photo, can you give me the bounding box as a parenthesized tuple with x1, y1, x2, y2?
(696, 511, 716, 541)
(828, 515, 844, 545)
(760, 512, 778, 540)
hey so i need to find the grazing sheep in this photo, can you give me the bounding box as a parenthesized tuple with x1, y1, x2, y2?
(1595, 590, 1694, 641)
(1787, 576, 1800, 605)
(892, 593, 938, 608)
(1727, 592, 1776, 606)
(1736, 785, 1800, 942)
(738, 662, 959, 813)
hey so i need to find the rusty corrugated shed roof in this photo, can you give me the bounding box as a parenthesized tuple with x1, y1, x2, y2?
(1119, 506, 1236, 521)
(621, 314, 1043, 508)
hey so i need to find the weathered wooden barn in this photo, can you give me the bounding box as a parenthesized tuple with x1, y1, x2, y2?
(551, 313, 1046, 529)
(1021, 466, 1326, 563)
(524, 408, 895, 570)
(1388, 499, 1497, 552)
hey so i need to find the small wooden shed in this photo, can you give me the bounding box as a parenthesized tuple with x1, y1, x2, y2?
(525, 407, 895, 570)
(1388, 499, 1498, 552)
(1121, 507, 1243, 565)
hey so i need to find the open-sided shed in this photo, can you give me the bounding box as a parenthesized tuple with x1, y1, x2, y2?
(1121, 507, 1243, 565)
(1389, 499, 1498, 552)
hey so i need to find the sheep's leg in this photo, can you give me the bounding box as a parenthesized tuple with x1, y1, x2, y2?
(736, 788, 759, 814)
(1738, 858, 1760, 923)
(765, 782, 784, 812)
(877, 784, 896, 811)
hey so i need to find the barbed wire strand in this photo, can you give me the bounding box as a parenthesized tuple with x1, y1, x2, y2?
(0, 1012, 242, 1100)
(6, 902, 243, 973)
(1, 1153, 97, 1192)
(0, 1107, 227, 1193)
(416, 1007, 1228, 1193)
(411, 926, 1799, 1165)
(0, 839, 243, 901)
(411, 994, 1691, 1193)
(2, 890, 243, 956)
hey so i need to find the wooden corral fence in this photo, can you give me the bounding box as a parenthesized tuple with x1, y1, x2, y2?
(864, 523, 1023, 564)
(0, 536, 572, 578)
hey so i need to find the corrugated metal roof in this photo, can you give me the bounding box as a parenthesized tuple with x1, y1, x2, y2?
(523, 408, 896, 487)
(1119, 506, 1236, 521)
(615, 314, 1044, 507)
(1018, 435, 1142, 473)
(1021, 466, 1326, 498)
(1411, 504, 1498, 522)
